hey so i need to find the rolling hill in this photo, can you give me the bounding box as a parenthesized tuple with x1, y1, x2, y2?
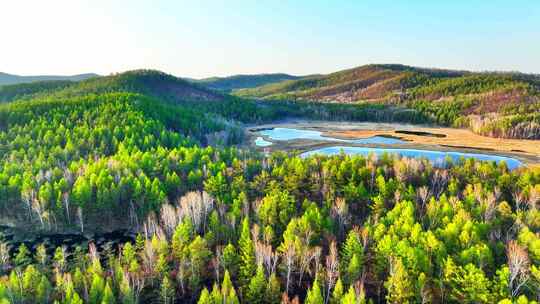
(235, 64, 540, 104)
(193, 73, 300, 92)
(2, 66, 539, 139)
(0, 72, 98, 86)
(236, 64, 540, 138)
(0, 69, 226, 104)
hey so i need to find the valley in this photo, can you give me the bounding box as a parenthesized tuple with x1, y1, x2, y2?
(0, 68, 539, 304)
(246, 121, 540, 166)
(3, 2, 540, 302)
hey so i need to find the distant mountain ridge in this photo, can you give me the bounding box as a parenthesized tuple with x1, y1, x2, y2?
(234, 64, 540, 138)
(234, 64, 540, 104)
(234, 64, 540, 114)
(0, 69, 226, 104)
(0, 72, 99, 86)
(193, 73, 300, 92)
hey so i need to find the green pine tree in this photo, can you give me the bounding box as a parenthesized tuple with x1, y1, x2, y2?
(340, 286, 357, 304)
(331, 278, 344, 304)
(246, 265, 266, 304)
(239, 218, 256, 289)
(265, 273, 281, 304)
(101, 282, 116, 304)
(160, 276, 175, 304)
(305, 278, 324, 304)
(385, 258, 414, 304)
(197, 288, 212, 304)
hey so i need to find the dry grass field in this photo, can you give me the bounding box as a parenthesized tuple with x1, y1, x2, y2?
(325, 127, 540, 156)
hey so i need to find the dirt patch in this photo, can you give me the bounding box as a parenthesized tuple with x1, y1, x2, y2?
(395, 130, 446, 138)
(326, 126, 540, 156)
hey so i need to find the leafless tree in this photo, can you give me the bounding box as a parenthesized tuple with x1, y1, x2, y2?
(482, 191, 497, 222)
(124, 270, 145, 303)
(77, 206, 84, 233)
(177, 259, 187, 295)
(21, 188, 36, 220)
(282, 243, 296, 295)
(507, 240, 530, 297)
(299, 246, 321, 285)
(528, 187, 539, 210)
(143, 212, 160, 239)
(177, 191, 214, 233)
(159, 203, 178, 238)
(331, 198, 349, 239)
(325, 241, 339, 304)
(0, 241, 10, 271)
(430, 170, 449, 199)
(32, 197, 45, 229)
(417, 186, 430, 209)
(212, 246, 223, 282)
(142, 239, 157, 279)
(394, 158, 424, 184)
(62, 192, 71, 224)
(514, 190, 527, 212)
(255, 241, 279, 276)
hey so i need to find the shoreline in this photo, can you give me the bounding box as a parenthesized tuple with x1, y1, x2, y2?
(246, 120, 540, 166)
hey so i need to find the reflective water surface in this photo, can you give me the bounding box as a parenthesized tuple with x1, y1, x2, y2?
(301, 146, 523, 170)
(254, 136, 273, 147)
(256, 127, 405, 145)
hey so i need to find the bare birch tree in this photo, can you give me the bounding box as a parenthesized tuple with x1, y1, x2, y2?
(507, 240, 530, 298)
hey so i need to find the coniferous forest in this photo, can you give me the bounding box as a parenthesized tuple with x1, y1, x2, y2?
(0, 70, 539, 304)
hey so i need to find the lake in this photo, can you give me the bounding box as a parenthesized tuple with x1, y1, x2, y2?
(257, 127, 405, 145)
(301, 146, 523, 170)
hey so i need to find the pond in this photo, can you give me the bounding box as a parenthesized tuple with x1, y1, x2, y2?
(254, 136, 273, 147)
(301, 146, 523, 170)
(256, 127, 405, 146)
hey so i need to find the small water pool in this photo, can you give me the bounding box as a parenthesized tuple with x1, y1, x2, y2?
(301, 146, 523, 170)
(254, 136, 273, 147)
(256, 127, 404, 146)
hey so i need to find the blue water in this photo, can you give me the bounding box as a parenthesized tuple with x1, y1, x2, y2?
(254, 136, 273, 147)
(257, 127, 404, 145)
(301, 146, 523, 170)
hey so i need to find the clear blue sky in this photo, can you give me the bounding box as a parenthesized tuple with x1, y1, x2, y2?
(1, 0, 539, 78)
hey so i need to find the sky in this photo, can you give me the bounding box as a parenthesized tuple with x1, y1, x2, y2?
(1, 0, 539, 78)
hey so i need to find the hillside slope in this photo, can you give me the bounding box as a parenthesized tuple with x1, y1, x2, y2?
(0, 72, 98, 86)
(236, 64, 539, 103)
(236, 64, 540, 139)
(0, 69, 226, 104)
(194, 73, 300, 92)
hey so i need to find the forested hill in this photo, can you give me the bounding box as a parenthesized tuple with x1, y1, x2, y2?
(236, 64, 540, 139)
(0, 70, 227, 104)
(235, 64, 540, 104)
(0, 72, 98, 86)
(193, 73, 300, 92)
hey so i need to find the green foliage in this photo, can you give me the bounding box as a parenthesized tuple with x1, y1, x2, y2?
(245, 266, 266, 304)
(305, 278, 324, 304)
(0, 73, 539, 304)
(239, 218, 256, 287)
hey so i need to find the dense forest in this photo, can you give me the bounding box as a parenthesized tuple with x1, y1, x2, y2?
(193, 74, 300, 92)
(0, 70, 539, 303)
